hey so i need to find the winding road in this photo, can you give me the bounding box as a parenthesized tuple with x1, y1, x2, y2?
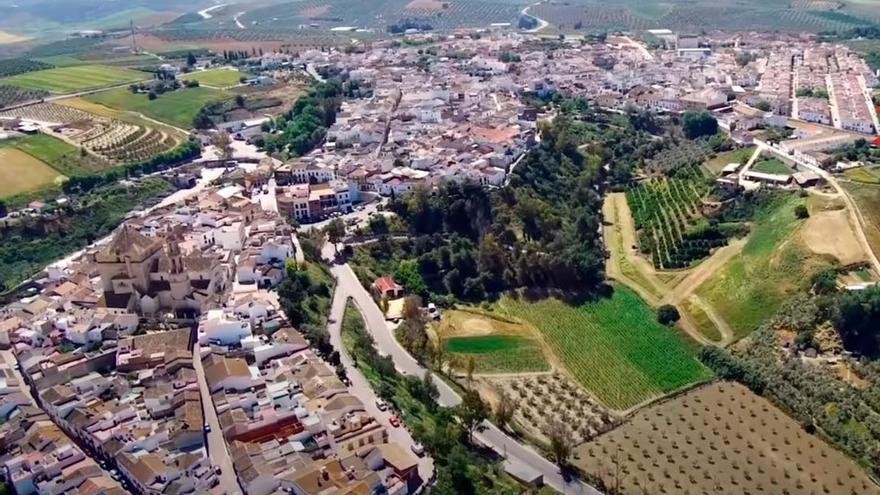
(320, 242, 602, 494)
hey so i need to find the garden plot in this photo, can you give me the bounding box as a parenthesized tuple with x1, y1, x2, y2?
(575, 381, 879, 495)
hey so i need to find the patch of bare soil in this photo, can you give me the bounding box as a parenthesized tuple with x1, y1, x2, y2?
(802, 209, 866, 265)
(406, 0, 448, 12)
(301, 5, 330, 18)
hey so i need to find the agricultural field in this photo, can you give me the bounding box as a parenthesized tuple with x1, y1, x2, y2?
(0, 65, 147, 94)
(680, 298, 723, 344)
(575, 381, 879, 495)
(476, 372, 618, 447)
(181, 68, 249, 89)
(0, 85, 48, 108)
(845, 165, 880, 184)
(0, 58, 53, 78)
(433, 308, 549, 374)
(703, 147, 756, 175)
(843, 182, 880, 255)
(487, 285, 712, 411)
(0, 103, 179, 164)
(0, 146, 62, 198)
(531, 0, 879, 33)
(235, 0, 524, 32)
(750, 157, 794, 175)
(83, 86, 230, 129)
(445, 335, 549, 373)
(696, 193, 830, 339)
(644, 141, 711, 175)
(627, 166, 727, 269)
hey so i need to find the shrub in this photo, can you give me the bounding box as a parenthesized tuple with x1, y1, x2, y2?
(794, 204, 809, 219)
(657, 304, 681, 325)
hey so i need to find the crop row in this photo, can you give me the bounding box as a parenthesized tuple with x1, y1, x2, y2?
(627, 168, 723, 269)
(0, 85, 49, 109)
(531, 4, 875, 33)
(0, 58, 53, 78)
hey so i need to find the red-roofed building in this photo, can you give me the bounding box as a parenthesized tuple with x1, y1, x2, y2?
(372, 277, 403, 299)
(871, 136, 880, 147)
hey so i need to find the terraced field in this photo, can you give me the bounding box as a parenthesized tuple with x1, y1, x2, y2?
(0, 65, 147, 94)
(489, 285, 712, 411)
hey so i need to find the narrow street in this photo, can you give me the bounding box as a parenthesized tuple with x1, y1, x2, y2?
(193, 343, 243, 495)
(320, 242, 602, 495)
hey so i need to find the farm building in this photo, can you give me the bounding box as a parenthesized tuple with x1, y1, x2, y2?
(743, 170, 792, 186)
(373, 276, 404, 299)
(792, 170, 823, 188)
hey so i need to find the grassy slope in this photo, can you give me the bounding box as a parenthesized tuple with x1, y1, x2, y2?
(0, 177, 171, 289)
(490, 285, 712, 410)
(83, 86, 230, 129)
(0, 65, 146, 93)
(703, 147, 756, 175)
(181, 69, 250, 88)
(696, 193, 828, 339)
(843, 182, 880, 256)
(751, 158, 793, 175)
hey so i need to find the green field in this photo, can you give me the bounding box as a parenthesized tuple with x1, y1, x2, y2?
(681, 299, 723, 343)
(444, 335, 549, 373)
(696, 193, 827, 339)
(0, 65, 146, 94)
(703, 147, 756, 175)
(751, 157, 793, 175)
(0, 148, 62, 198)
(845, 165, 880, 184)
(84, 87, 230, 129)
(489, 285, 712, 410)
(181, 69, 250, 88)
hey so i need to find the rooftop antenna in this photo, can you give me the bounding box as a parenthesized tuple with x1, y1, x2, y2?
(130, 19, 139, 54)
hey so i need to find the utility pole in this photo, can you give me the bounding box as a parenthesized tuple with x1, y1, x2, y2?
(130, 20, 139, 54)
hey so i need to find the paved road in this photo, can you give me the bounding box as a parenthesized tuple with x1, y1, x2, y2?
(321, 242, 602, 494)
(520, 4, 549, 32)
(756, 138, 880, 274)
(193, 343, 243, 495)
(325, 288, 435, 482)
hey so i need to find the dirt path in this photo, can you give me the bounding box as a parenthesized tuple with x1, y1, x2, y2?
(603, 192, 742, 347)
(664, 237, 747, 304)
(688, 294, 735, 345)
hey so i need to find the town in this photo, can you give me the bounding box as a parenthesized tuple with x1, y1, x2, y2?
(0, 6, 879, 495)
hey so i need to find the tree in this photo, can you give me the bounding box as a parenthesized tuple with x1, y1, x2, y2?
(657, 304, 681, 325)
(186, 52, 196, 66)
(457, 389, 488, 442)
(211, 131, 234, 162)
(235, 94, 246, 107)
(0, 200, 8, 219)
(795, 204, 809, 219)
(494, 391, 516, 431)
(682, 111, 718, 139)
(465, 356, 476, 386)
(755, 100, 772, 112)
(834, 285, 880, 356)
(147, 91, 157, 101)
(326, 218, 346, 253)
(810, 268, 837, 294)
(545, 418, 573, 467)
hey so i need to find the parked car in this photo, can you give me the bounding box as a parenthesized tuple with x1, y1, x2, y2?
(204, 422, 211, 433)
(411, 443, 425, 456)
(388, 415, 401, 427)
(375, 399, 388, 411)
